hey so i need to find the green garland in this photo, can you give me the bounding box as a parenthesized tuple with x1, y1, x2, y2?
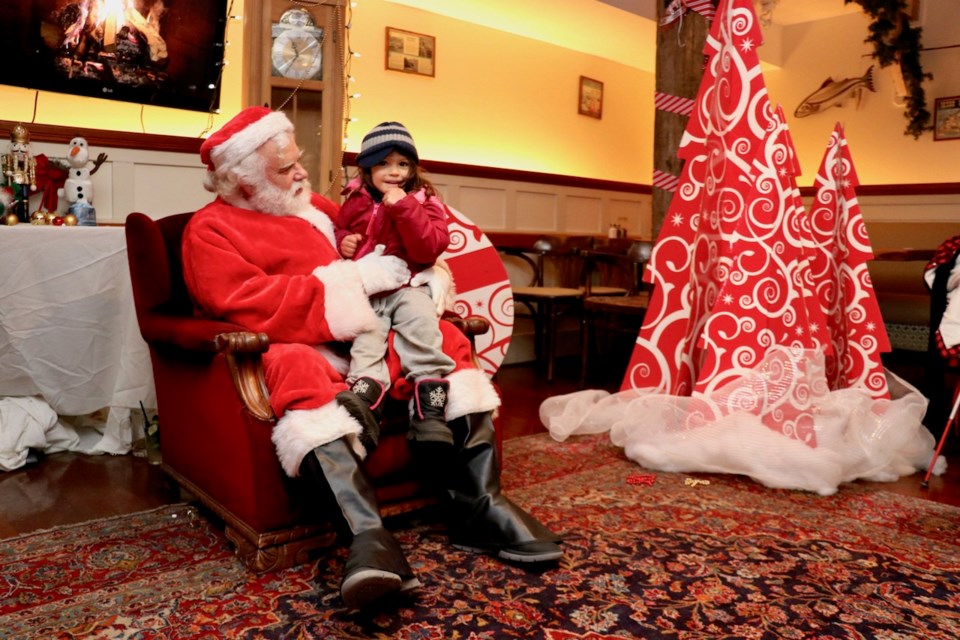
(845, 0, 931, 138)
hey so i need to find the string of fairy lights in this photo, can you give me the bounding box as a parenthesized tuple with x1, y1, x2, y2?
(198, 0, 362, 195)
(337, 0, 361, 194)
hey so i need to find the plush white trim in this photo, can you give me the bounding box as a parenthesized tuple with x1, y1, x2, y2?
(296, 207, 337, 247)
(210, 111, 293, 172)
(271, 402, 364, 477)
(311, 261, 379, 340)
(435, 259, 457, 313)
(445, 368, 501, 420)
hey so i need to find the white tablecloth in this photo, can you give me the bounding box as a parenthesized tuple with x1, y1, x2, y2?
(0, 225, 155, 469)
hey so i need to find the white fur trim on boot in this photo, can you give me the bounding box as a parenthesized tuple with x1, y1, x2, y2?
(444, 368, 501, 421)
(272, 402, 365, 477)
(312, 261, 379, 341)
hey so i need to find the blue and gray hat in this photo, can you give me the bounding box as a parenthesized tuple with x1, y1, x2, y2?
(355, 121, 419, 168)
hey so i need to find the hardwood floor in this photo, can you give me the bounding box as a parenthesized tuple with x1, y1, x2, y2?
(1, 355, 957, 538)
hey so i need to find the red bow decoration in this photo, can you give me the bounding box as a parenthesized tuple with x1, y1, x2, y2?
(33, 154, 69, 213)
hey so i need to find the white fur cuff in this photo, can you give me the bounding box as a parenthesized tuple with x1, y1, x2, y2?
(271, 402, 363, 477)
(312, 261, 379, 341)
(445, 368, 501, 420)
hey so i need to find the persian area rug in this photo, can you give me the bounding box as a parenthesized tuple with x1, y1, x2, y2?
(2, 434, 959, 640)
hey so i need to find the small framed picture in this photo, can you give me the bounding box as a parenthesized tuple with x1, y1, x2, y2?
(933, 96, 960, 141)
(385, 27, 435, 77)
(578, 76, 603, 119)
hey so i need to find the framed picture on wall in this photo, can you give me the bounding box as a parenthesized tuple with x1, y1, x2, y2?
(578, 76, 603, 119)
(933, 96, 960, 141)
(385, 27, 435, 77)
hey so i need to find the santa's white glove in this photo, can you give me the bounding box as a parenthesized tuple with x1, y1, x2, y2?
(410, 259, 457, 316)
(355, 245, 411, 295)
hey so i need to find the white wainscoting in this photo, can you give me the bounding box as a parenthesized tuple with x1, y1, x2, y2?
(420, 171, 654, 366)
(28, 141, 210, 223)
(26, 141, 658, 236)
(429, 172, 653, 239)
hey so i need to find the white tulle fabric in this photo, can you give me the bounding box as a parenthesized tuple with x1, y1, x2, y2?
(540, 348, 944, 495)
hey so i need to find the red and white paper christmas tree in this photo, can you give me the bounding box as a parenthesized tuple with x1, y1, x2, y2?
(619, 0, 891, 446)
(542, 0, 933, 494)
(806, 123, 891, 398)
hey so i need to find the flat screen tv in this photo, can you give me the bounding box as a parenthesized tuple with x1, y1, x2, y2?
(0, 1, 228, 113)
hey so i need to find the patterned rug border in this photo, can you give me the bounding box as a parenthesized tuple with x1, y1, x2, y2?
(2, 433, 958, 640)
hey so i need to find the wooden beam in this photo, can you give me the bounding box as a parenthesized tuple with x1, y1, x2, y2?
(652, 4, 710, 238)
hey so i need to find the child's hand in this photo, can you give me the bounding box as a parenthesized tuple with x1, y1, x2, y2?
(340, 233, 363, 258)
(382, 186, 407, 207)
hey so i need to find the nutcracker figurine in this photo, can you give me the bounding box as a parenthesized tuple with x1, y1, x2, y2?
(2, 125, 37, 223)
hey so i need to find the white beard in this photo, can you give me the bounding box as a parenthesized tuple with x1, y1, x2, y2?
(232, 175, 337, 246)
(248, 178, 314, 217)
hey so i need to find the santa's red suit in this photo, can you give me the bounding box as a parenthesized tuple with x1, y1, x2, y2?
(182, 193, 499, 477)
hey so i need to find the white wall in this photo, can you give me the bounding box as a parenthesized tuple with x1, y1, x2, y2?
(765, 0, 960, 185)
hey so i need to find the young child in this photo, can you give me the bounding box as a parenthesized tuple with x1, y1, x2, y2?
(335, 121, 456, 454)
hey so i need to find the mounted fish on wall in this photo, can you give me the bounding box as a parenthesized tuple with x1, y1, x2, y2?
(794, 66, 876, 118)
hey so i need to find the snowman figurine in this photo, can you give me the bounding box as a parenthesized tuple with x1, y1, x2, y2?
(58, 137, 106, 226)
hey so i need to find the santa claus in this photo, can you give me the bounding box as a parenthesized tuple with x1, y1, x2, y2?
(182, 106, 561, 610)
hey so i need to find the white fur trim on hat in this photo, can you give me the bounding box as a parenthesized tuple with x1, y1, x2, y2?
(444, 368, 501, 420)
(209, 111, 293, 172)
(271, 402, 365, 477)
(311, 261, 379, 340)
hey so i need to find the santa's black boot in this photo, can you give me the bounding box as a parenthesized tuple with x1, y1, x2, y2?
(445, 412, 563, 564)
(336, 377, 387, 453)
(299, 438, 419, 610)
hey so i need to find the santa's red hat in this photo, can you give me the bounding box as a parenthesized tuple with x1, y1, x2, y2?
(200, 106, 293, 172)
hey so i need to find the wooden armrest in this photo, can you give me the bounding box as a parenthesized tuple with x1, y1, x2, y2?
(445, 314, 490, 338)
(443, 315, 490, 369)
(215, 331, 275, 422)
(209, 319, 489, 423)
(139, 313, 248, 353)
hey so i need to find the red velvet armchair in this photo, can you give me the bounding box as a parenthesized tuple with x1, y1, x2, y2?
(125, 211, 498, 571)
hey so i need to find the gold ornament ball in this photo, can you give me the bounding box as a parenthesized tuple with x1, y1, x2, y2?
(30, 211, 47, 225)
(63, 213, 78, 226)
(44, 211, 58, 224)
(4, 212, 19, 225)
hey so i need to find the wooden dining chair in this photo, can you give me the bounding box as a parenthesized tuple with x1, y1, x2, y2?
(499, 236, 585, 383)
(579, 240, 654, 386)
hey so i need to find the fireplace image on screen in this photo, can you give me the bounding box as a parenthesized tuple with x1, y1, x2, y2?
(0, 1, 228, 113)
